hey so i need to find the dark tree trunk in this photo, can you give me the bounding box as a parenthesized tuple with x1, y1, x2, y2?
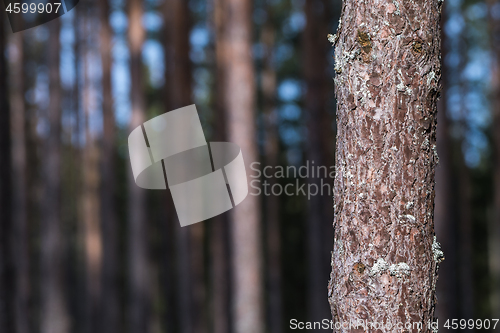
(434, 7, 459, 328)
(488, 0, 500, 317)
(99, 0, 119, 332)
(81, 4, 102, 332)
(127, 0, 150, 331)
(40, 18, 70, 333)
(210, 1, 231, 331)
(328, 0, 443, 328)
(9, 28, 31, 333)
(0, 11, 15, 333)
(165, 1, 207, 332)
(303, 0, 334, 325)
(261, 12, 282, 333)
(223, 0, 264, 332)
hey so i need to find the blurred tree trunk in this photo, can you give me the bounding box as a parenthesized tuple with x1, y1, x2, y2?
(261, 13, 282, 333)
(165, 1, 207, 332)
(434, 7, 459, 328)
(0, 12, 15, 333)
(328, 0, 442, 327)
(160, 3, 177, 332)
(9, 28, 30, 333)
(99, 0, 120, 331)
(210, 1, 231, 332)
(82, 4, 102, 332)
(456, 155, 474, 322)
(40, 18, 70, 333)
(303, 0, 333, 325)
(127, 0, 150, 331)
(223, 0, 264, 332)
(488, 0, 500, 317)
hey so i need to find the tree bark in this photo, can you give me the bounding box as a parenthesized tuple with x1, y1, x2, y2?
(223, 0, 264, 332)
(210, 1, 231, 331)
(99, 0, 120, 331)
(127, 0, 150, 331)
(81, 4, 103, 332)
(328, 0, 443, 329)
(0, 11, 15, 333)
(261, 12, 282, 333)
(165, 1, 207, 332)
(40, 17, 70, 333)
(303, 0, 334, 325)
(9, 27, 31, 333)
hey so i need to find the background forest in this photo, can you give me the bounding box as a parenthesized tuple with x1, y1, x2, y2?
(0, 0, 499, 332)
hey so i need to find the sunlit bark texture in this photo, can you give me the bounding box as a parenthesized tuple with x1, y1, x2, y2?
(328, 0, 443, 328)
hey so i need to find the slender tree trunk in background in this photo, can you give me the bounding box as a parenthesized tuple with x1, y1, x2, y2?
(82, 5, 102, 332)
(261, 14, 282, 333)
(328, 0, 442, 328)
(99, 0, 120, 331)
(224, 0, 264, 332)
(488, 0, 500, 317)
(167, 1, 207, 332)
(434, 9, 459, 328)
(0, 12, 15, 333)
(210, 1, 231, 331)
(160, 4, 177, 332)
(40, 18, 70, 333)
(303, 0, 333, 325)
(9, 29, 30, 333)
(456, 157, 474, 322)
(127, 0, 150, 331)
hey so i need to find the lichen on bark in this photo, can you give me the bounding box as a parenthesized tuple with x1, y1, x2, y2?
(328, 0, 443, 330)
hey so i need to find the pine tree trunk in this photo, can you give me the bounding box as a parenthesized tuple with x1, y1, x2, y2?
(434, 9, 459, 327)
(0, 11, 15, 333)
(165, 0, 207, 332)
(99, 0, 119, 331)
(9, 28, 31, 333)
(210, 1, 231, 331)
(223, 0, 264, 332)
(303, 0, 333, 324)
(328, 0, 443, 328)
(261, 13, 282, 333)
(127, 0, 150, 331)
(82, 4, 103, 331)
(40, 18, 70, 333)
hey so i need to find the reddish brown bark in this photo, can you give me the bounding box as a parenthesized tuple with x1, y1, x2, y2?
(328, 0, 443, 329)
